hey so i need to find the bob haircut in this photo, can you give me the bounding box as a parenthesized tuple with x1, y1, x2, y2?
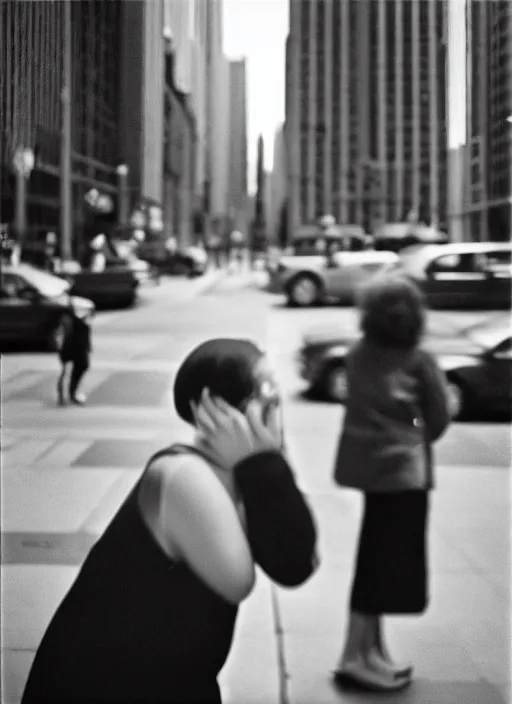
(357, 274, 426, 349)
(173, 338, 264, 425)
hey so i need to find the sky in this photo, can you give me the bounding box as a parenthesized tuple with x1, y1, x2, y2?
(223, 0, 289, 193)
(223, 0, 467, 192)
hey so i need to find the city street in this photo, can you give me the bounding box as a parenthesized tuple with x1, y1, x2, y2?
(2, 270, 511, 704)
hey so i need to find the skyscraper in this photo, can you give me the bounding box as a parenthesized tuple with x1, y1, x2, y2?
(228, 59, 248, 235)
(268, 124, 287, 241)
(465, 0, 511, 240)
(286, 0, 449, 235)
(206, 0, 230, 229)
(0, 0, 166, 254)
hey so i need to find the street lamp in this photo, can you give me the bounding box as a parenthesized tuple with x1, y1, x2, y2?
(12, 146, 35, 248)
(116, 164, 129, 237)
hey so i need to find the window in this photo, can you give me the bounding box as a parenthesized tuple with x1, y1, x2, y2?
(429, 253, 483, 279)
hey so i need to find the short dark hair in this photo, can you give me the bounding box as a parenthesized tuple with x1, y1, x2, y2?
(173, 338, 264, 424)
(357, 274, 426, 349)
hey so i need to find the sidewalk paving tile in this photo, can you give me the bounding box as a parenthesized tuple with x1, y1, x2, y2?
(2, 468, 125, 532)
(72, 439, 163, 468)
(79, 471, 141, 534)
(1, 649, 35, 704)
(32, 440, 95, 471)
(2, 531, 98, 566)
(85, 371, 171, 407)
(3, 439, 57, 468)
(219, 577, 279, 704)
(2, 371, 49, 399)
(1, 565, 78, 649)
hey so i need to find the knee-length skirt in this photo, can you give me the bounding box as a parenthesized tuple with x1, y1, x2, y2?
(350, 491, 429, 615)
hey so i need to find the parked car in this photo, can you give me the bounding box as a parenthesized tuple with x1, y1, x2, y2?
(64, 267, 139, 309)
(0, 263, 94, 350)
(372, 223, 448, 252)
(110, 240, 159, 285)
(389, 241, 512, 309)
(269, 249, 399, 306)
(297, 318, 512, 419)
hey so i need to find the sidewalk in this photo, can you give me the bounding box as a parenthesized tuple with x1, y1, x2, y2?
(2, 453, 509, 703)
(219, 466, 510, 704)
(93, 265, 229, 328)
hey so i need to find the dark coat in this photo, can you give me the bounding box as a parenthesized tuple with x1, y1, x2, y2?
(59, 316, 91, 363)
(334, 339, 450, 493)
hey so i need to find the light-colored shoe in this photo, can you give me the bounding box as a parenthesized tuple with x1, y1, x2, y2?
(70, 393, 87, 405)
(367, 648, 414, 678)
(333, 662, 412, 692)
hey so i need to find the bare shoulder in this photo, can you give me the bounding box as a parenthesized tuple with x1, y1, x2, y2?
(147, 452, 223, 501)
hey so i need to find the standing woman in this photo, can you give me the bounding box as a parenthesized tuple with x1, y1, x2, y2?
(333, 275, 450, 692)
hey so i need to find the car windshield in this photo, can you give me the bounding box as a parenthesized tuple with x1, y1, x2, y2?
(16, 265, 70, 297)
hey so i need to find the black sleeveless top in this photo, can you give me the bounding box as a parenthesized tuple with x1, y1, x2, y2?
(22, 445, 237, 703)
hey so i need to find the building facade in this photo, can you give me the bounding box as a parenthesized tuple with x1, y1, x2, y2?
(464, 0, 511, 240)
(163, 50, 197, 247)
(120, 0, 165, 213)
(1, 0, 124, 253)
(268, 124, 287, 241)
(1, 0, 168, 255)
(286, 0, 449, 235)
(228, 59, 249, 236)
(206, 0, 230, 236)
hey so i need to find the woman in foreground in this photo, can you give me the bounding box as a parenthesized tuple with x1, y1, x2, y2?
(23, 338, 318, 703)
(333, 275, 451, 693)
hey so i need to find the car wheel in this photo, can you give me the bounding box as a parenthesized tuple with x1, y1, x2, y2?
(287, 275, 321, 307)
(48, 314, 71, 352)
(445, 378, 470, 420)
(325, 365, 349, 403)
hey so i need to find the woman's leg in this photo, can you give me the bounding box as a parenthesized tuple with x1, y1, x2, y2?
(337, 610, 368, 669)
(366, 615, 413, 676)
(57, 363, 68, 405)
(69, 356, 89, 403)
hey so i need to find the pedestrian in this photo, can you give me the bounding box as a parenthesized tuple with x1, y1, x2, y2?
(23, 338, 318, 703)
(56, 309, 93, 406)
(332, 274, 450, 692)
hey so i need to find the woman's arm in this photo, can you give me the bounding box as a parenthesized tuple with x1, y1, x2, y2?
(234, 450, 318, 587)
(155, 455, 256, 605)
(193, 391, 319, 588)
(417, 350, 451, 442)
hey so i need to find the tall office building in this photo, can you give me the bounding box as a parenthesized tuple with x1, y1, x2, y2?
(1, 0, 124, 246)
(206, 0, 230, 229)
(228, 59, 248, 235)
(465, 0, 511, 240)
(286, 0, 448, 235)
(120, 0, 165, 211)
(268, 124, 287, 240)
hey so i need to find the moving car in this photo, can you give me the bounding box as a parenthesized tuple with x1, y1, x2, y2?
(0, 264, 94, 350)
(391, 241, 512, 309)
(270, 249, 399, 307)
(297, 318, 512, 419)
